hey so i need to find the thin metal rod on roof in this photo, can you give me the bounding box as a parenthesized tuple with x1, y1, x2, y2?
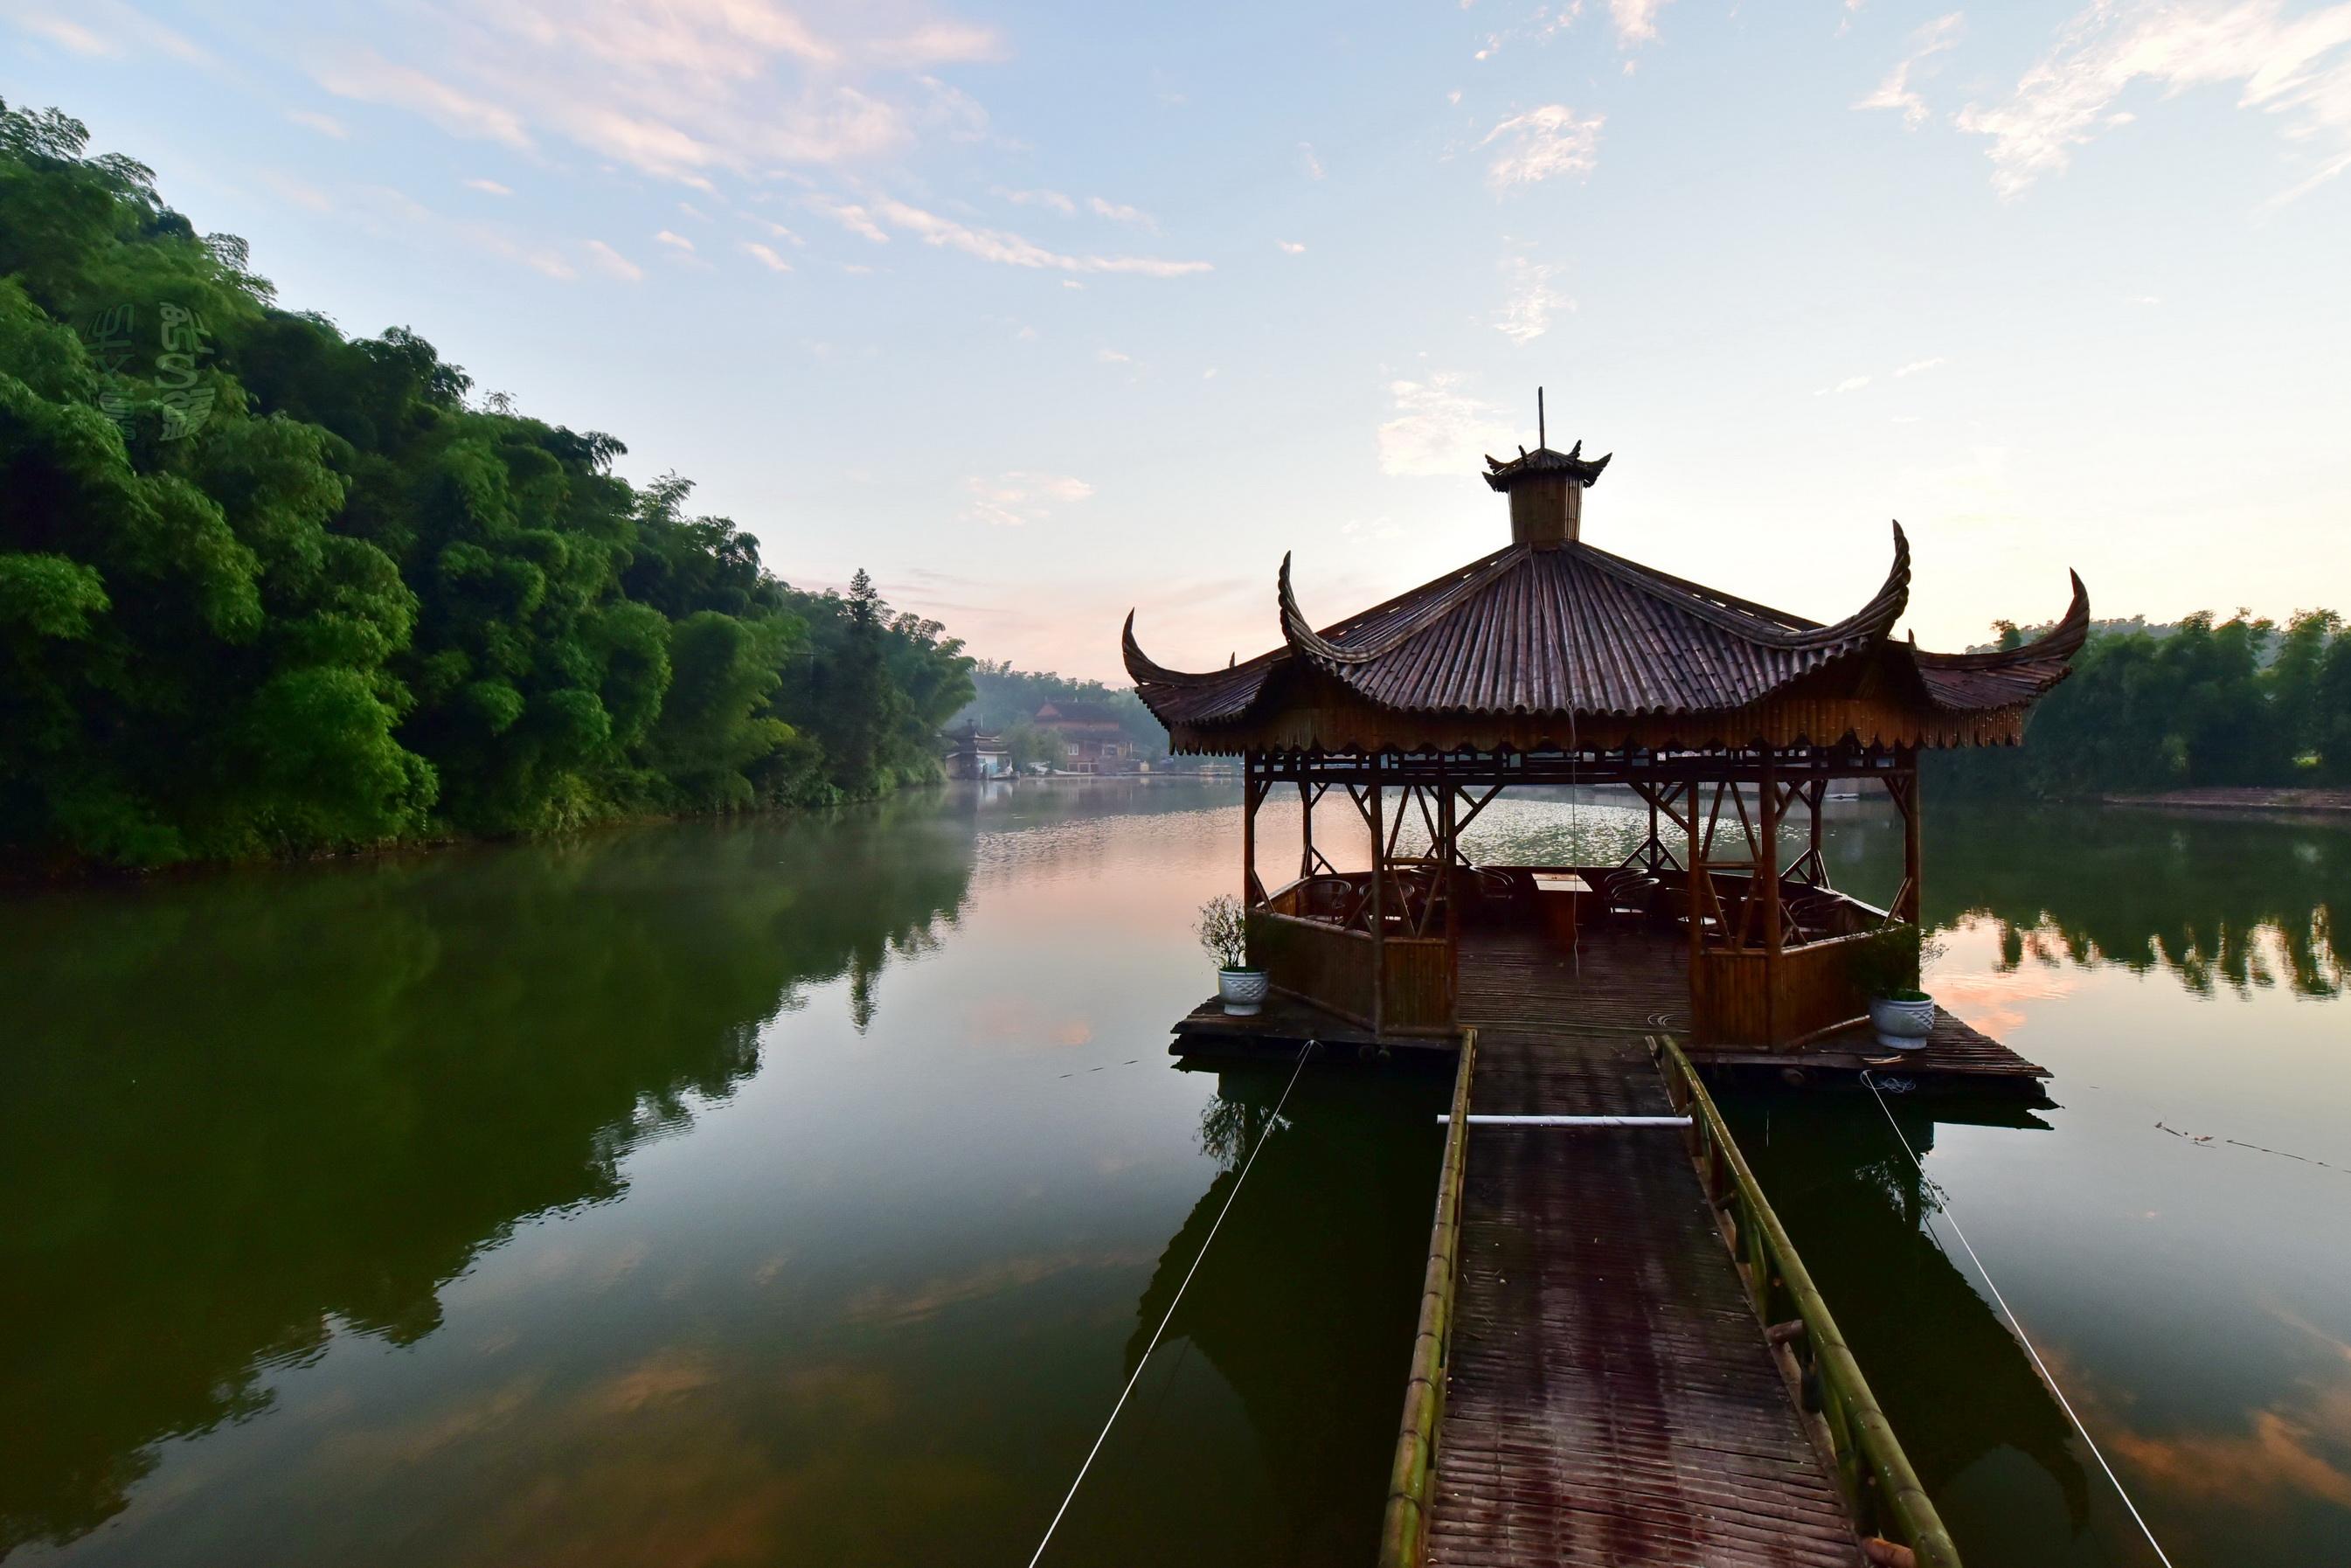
(1537, 385, 1545, 449)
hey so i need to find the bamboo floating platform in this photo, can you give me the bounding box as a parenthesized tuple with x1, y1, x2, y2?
(1175, 925, 2049, 1094)
(1420, 1028, 1862, 1567)
(1383, 1010, 1959, 1567)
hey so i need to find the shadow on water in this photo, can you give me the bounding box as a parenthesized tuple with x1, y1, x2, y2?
(1032, 1059, 1446, 1568)
(1723, 1089, 2151, 1568)
(0, 796, 982, 1555)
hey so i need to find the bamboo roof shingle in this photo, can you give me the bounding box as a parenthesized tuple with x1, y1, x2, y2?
(1123, 441, 2088, 754)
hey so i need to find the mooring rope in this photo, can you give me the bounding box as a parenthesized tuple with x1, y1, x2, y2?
(1860, 1071, 2179, 1568)
(1023, 1037, 1316, 1567)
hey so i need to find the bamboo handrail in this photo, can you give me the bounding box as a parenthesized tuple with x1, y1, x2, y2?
(1377, 1026, 1477, 1568)
(1651, 1035, 1963, 1568)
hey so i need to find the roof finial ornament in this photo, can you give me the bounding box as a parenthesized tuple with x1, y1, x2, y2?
(1537, 385, 1545, 451)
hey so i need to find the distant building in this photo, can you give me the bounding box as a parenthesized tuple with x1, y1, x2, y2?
(940, 723, 1011, 780)
(1033, 701, 1139, 774)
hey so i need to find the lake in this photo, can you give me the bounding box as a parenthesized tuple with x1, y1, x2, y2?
(3, 782, 2345, 1566)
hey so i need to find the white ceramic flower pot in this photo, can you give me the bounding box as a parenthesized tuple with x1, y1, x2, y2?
(1869, 995, 1937, 1051)
(1218, 968, 1269, 1016)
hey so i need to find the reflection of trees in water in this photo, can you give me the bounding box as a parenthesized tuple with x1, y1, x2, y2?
(1724, 1094, 2095, 1537)
(1195, 1081, 1291, 1171)
(0, 798, 974, 1554)
(959, 780, 1239, 887)
(1111, 1066, 1445, 1567)
(1839, 804, 2349, 999)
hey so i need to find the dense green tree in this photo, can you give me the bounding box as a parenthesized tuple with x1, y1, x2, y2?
(1930, 607, 2351, 800)
(0, 96, 974, 867)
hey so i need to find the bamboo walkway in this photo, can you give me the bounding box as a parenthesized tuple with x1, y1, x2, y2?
(1418, 934, 1863, 1567)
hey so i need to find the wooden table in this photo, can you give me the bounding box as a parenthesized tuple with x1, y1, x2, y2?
(1529, 871, 1591, 948)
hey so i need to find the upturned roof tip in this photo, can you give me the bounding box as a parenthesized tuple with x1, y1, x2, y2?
(1483, 441, 1612, 491)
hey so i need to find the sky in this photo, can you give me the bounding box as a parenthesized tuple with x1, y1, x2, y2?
(5, 0, 2350, 683)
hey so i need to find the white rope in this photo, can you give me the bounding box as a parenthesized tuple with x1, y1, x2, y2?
(1024, 1038, 1316, 1567)
(1860, 1072, 2178, 1568)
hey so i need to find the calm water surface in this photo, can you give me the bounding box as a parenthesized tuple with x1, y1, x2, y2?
(3, 782, 2344, 1567)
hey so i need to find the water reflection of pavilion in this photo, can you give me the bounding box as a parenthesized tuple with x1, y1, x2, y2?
(1728, 1092, 2098, 1538)
(1125, 1073, 2109, 1565)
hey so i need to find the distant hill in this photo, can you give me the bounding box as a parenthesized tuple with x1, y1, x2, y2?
(955, 663, 1169, 756)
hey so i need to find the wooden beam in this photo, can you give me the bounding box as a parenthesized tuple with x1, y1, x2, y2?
(1243, 760, 1266, 905)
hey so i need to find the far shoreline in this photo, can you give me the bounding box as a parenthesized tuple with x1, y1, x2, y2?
(2100, 787, 2351, 816)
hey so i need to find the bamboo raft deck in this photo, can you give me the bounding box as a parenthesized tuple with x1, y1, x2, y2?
(1176, 923, 2049, 1094)
(1422, 1026, 1862, 1567)
(1460, 926, 2048, 1091)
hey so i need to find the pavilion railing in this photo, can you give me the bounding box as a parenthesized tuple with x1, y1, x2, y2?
(1653, 1036, 1962, 1568)
(1377, 1027, 1476, 1568)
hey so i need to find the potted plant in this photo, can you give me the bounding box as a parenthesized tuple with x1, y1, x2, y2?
(1848, 923, 1947, 1050)
(1197, 894, 1268, 1016)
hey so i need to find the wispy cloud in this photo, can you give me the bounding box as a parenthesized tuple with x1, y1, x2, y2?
(1494, 251, 1571, 344)
(464, 177, 512, 196)
(1482, 105, 1605, 189)
(1087, 195, 1155, 230)
(337, 183, 577, 279)
(996, 186, 1076, 214)
(1609, 0, 1669, 47)
(655, 229, 696, 251)
(1958, 0, 2351, 202)
(808, 196, 891, 243)
(1378, 373, 1508, 477)
(1096, 347, 1132, 364)
(1299, 142, 1325, 179)
(1277, 239, 1307, 253)
(1894, 356, 1947, 377)
(1, 0, 212, 64)
(864, 196, 1211, 277)
(304, 3, 1009, 186)
(288, 108, 348, 139)
(312, 47, 531, 148)
(1814, 374, 1873, 395)
(260, 170, 335, 213)
(1856, 12, 1965, 131)
(583, 239, 643, 281)
(963, 471, 1093, 527)
(1473, 3, 1581, 62)
(740, 240, 793, 273)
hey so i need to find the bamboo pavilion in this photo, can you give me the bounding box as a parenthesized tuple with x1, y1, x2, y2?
(1127, 426, 2088, 1055)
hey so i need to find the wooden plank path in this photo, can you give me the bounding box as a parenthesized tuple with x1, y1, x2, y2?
(1421, 1023, 1862, 1567)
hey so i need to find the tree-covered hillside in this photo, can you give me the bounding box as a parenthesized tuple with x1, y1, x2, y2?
(1932, 608, 2351, 799)
(0, 100, 975, 868)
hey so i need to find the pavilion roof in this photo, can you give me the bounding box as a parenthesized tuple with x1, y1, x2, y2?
(1124, 469, 2090, 754)
(1482, 441, 1612, 490)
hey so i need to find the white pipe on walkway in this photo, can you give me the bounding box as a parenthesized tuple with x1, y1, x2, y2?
(1439, 1114, 1693, 1127)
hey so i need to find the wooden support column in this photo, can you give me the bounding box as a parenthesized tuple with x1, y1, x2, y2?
(1807, 777, 1827, 887)
(1760, 749, 1782, 1046)
(1299, 779, 1314, 884)
(1899, 753, 1922, 925)
(1242, 753, 1265, 906)
(1685, 779, 1706, 992)
(1439, 765, 1460, 1021)
(1369, 757, 1385, 1037)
